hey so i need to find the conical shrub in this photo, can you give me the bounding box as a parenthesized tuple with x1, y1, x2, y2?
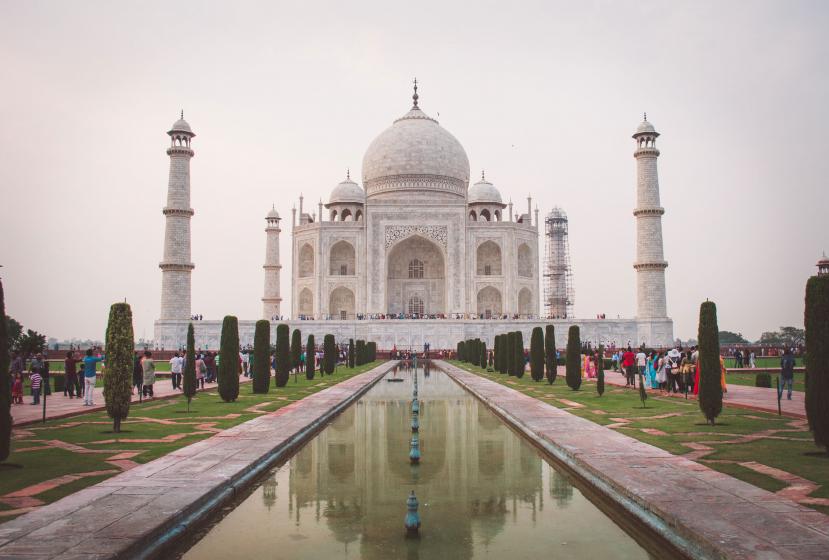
(545, 325, 557, 384)
(698, 301, 722, 424)
(565, 325, 581, 390)
(805, 275, 829, 451)
(182, 323, 197, 408)
(103, 303, 134, 432)
(275, 324, 290, 387)
(530, 327, 544, 381)
(252, 320, 270, 393)
(218, 316, 240, 402)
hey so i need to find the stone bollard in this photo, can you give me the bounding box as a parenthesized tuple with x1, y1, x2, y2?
(405, 490, 421, 537)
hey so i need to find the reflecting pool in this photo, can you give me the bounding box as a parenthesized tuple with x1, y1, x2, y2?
(182, 364, 654, 559)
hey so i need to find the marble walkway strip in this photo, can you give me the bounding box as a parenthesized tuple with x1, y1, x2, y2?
(438, 361, 829, 560)
(0, 361, 396, 560)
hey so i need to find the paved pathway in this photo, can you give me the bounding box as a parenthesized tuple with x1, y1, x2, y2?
(12, 375, 252, 426)
(440, 361, 829, 560)
(0, 361, 395, 560)
(600, 368, 806, 417)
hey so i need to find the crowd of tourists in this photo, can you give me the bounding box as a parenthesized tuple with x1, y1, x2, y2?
(10, 348, 105, 407)
(298, 312, 544, 321)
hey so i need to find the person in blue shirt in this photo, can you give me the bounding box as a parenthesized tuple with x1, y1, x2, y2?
(82, 348, 104, 406)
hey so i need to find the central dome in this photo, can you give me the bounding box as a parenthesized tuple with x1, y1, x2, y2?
(362, 99, 470, 200)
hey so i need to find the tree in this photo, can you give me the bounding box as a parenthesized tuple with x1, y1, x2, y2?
(252, 320, 270, 393)
(597, 345, 605, 397)
(323, 334, 336, 375)
(698, 301, 723, 425)
(513, 331, 525, 379)
(0, 282, 12, 461)
(480, 341, 487, 370)
(103, 303, 134, 432)
(530, 327, 544, 381)
(182, 323, 197, 410)
(469, 339, 478, 366)
(218, 316, 240, 402)
(506, 332, 515, 376)
(290, 329, 302, 374)
(348, 338, 355, 368)
(493, 335, 500, 372)
(805, 275, 829, 452)
(758, 331, 784, 346)
(458, 341, 466, 362)
(306, 334, 316, 380)
(565, 326, 581, 390)
(16, 329, 45, 357)
(275, 324, 290, 387)
(368, 341, 377, 362)
(779, 326, 806, 348)
(718, 330, 748, 344)
(545, 325, 556, 384)
(4, 315, 21, 355)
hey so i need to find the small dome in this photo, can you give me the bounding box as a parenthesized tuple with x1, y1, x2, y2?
(266, 206, 280, 220)
(467, 176, 502, 204)
(636, 120, 655, 134)
(169, 114, 194, 136)
(329, 177, 365, 205)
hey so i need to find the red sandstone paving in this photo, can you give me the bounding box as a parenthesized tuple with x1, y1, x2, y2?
(439, 361, 829, 560)
(0, 362, 395, 560)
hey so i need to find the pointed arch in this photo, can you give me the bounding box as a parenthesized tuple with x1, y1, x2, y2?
(329, 240, 355, 275)
(517, 243, 532, 278)
(298, 243, 314, 277)
(476, 241, 502, 276)
(298, 287, 314, 317)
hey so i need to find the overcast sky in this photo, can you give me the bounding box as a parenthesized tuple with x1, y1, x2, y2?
(1, 0, 826, 343)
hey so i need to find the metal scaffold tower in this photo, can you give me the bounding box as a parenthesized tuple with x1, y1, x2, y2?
(543, 207, 574, 319)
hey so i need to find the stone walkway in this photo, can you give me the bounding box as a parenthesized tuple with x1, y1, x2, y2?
(0, 362, 396, 559)
(439, 361, 829, 560)
(598, 368, 806, 418)
(12, 375, 252, 426)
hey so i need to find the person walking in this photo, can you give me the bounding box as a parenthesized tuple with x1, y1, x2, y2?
(170, 352, 183, 390)
(780, 348, 795, 400)
(64, 351, 78, 398)
(142, 351, 156, 398)
(132, 352, 143, 395)
(635, 348, 647, 388)
(622, 348, 636, 387)
(29, 369, 42, 405)
(196, 354, 206, 389)
(82, 348, 104, 406)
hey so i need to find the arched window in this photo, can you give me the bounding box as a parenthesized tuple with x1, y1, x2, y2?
(469, 210, 477, 222)
(517, 243, 532, 278)
(341, 209, 352, 221)
(408, 259, 424, 279)
(330, 209, 338, 221)
(329, 240, 356, 275)
(408, 295, 424, 315)
(299, 243, 314, 278)
(355, 209, 363, 222)
(480, 209, 491, 222)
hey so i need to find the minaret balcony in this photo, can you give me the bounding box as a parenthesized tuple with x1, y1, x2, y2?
(633, 261, 668, 271)
(632, 207, 665, 217)
(163, 207, 195, 217)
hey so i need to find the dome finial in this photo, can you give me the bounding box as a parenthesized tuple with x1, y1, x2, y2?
(346, 168, 350, 180)
(412, 77, 419, 108)
(481, 169, 485, 181)
(644, 112, 647, 121)
(181, 109, 184, 120)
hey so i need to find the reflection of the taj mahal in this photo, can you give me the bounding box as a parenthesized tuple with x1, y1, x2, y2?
(183, 365, 651, 560)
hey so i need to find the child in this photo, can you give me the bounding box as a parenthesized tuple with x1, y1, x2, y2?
(12, 374, 23, 404)
(30, 371, 43, 405)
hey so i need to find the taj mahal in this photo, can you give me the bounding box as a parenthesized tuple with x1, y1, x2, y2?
(154, 84, 673, 350)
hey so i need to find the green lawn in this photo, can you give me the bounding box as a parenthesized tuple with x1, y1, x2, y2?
(0, 361, 383, 521)
(722, 356, 802, 369)
(726, 371, 805, 392)
(447, 361, 828, 515)
(45, 360, 172, 373)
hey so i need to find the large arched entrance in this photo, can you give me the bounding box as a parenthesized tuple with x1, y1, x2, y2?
(386, 235, 446, 315)
(476, 286, 503, 318)
(329, 286, 355, 319)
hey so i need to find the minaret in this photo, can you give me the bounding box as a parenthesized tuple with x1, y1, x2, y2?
(159, 112, 195, 321)
(262, 206, 282, 320)
(632, 114, 668, 318)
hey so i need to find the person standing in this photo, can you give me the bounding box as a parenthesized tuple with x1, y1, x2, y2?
(64, 351, 78, 398)
(132, 352, 143, 395)
(241, 350, 250, 377)
(170, 352, 183, 390)
(749, 351, 756, 369)
(142, 351, 156, 398)
(29, 369, 42, 405)
(622, 348, 636, 387)
(780, 348, 795, 400)
(196, 354, 206, 390)
(635, 348, 647, 388)
(82, 349, 104, 406)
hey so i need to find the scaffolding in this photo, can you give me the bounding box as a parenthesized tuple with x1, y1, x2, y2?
(543, 207, 574, 319)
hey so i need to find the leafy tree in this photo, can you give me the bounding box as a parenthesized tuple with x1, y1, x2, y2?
(779, 326, 806, 347)
(103, 303, 134, 432)
(458, 341, 466, 362)
(275, 324, 290, 387)
(596, 345, 605, 397)
(0, 283, 12, 460)
(348, 338, 355, 368)
(16, 329, 46, 357)
(306, 334, 316, 380)
(718, 330, 748, 344)
(506, 332, 516, 376)
(530, 327, 544, 381)
(513, 331, 525, 379)
(758, 331, 784, 346)
(698, 301, 723, 425)
(290, 329, 302, 373)
(4, 315, 21, 354)
(218, 316, 240, 402)
(805, 275, 829, 452)
(182, 323, 197, 409)
(545, 325, 556, 384)
(252, 320, 270, 393)
(323, 334, 336, 375)
(480, 341, 487, 370)
(565, 326, 581, 390)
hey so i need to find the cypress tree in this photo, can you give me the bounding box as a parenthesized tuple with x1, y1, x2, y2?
(368, 341, 377, 362)
(698, 301, 722, 425)
(565, 325, 582, 390)
(458, 341, 466, 362)
(545, 325, 557, 384)
(290, 329, 302, 374)
(506, 332, 515, 376)
(218, 316, 240, 402)
(513, 331, 525, 379)
(499, 334, 508, 374)
(252, 320, 270, 393)
(103, 302, 134, 433)
(355, 340, 362, 366)
(323, 334, 336, 375)
(275, 324, 290, 387)
(0, 280, 11, 461)
(805, 274, 829, 452)
(493, 335, 500, 372)
(456, 341, 462, 361)
(470, 339, 479, 366)
(480, 341, 487, 370)
(348, 338, 355, 368)
(530, 327, 544, 381)
(182, 323, 197, 409)
(597, 345, 605, 396)
(306, 334, 315, 380)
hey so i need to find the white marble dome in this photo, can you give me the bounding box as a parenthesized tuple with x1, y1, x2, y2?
(169, 117, 193, 135)
(635, 120, 656, 135)
(266, 206, 280, 219)
(467, 177, 502, 204)
(329, 176, 365, 204)
(362, 104, 470, 199)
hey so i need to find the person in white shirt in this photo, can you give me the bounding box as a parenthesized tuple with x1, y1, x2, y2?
(636, 350, 647, 378)
(241, 351, 250, 377)
(170, 352, 184, 390)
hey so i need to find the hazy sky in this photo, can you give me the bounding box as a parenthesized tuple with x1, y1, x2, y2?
(1, 0, 827, 343)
